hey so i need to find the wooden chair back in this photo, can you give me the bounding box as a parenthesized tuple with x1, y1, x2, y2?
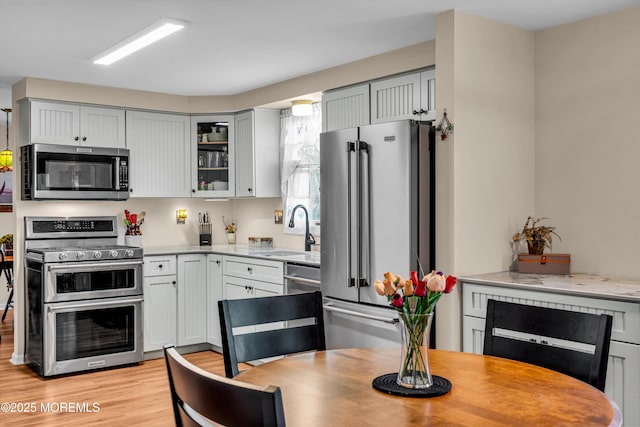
(163, 345, 286, 427)
(483, 299, 612, 391)
(0, 247, 11, 286)
(219, 290, 326, 378)
(0, 248, 12, 323)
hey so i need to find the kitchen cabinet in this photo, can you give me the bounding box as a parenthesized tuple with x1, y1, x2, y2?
(370, 69, 435, 123)
(223, 275, 284, 338)
(126, 110, 191, 198)
(206, 254, 224, 347)
(222, 256, 284, 335)
(461, 281, 640, 426)
(223, 255, 284, 285)
(234, 109, 280, 198)
(143, 254, 207, 351)
(177, 254, 208, 346)
(143, 255, 178, 352)
(321, 83, 370, 132)
(191, 114, 235, 198)
(19, 99, 126, 147)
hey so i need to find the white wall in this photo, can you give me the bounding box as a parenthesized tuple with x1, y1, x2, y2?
(534, 6, 640, 278)
(434, 6, 640, 351)
(435, 10, 535, 351)
(13, 198, 303, 249)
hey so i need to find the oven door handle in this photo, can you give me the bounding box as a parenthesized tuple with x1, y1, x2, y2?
(46, 260, 144, 273)
(47, 296, 144, 312)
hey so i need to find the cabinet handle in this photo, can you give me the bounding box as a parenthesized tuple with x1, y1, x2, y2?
(192, 189, 196, 193)
(130, 188, 133, 193)
(82, 136, 87, 141)
(248, 187, 252, 193)
(74, 136, 79, 141)
(216, 260, 221, 265)
(158, 264, 163, 269)
(172, 281, 176, 285)
(412, 109, 427, 115)
(247, 267, 253, 273)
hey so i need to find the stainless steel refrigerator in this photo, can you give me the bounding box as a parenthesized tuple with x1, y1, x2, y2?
(320, 120, 434, 349)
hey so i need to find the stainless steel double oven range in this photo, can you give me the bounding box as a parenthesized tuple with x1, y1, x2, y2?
(25, 216, 144, 377)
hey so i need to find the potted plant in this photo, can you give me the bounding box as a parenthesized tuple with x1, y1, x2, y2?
(223, 216, 237, 244)
(512, 216, 560, 255)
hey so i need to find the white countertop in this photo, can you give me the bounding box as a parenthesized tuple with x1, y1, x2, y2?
(459, 271, 640, 303)
(143, 244, 321, 267)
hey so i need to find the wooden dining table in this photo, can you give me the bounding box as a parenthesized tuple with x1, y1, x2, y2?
(236, 348, 620, 426)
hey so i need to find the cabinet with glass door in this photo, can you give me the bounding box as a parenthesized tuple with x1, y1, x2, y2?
(191, 115, 235, 198)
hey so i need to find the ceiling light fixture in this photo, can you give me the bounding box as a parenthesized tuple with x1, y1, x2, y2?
(291, 100, 313, 117)
(93, 18, 186, 66)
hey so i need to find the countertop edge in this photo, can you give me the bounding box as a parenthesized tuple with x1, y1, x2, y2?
(458, 272, 640, 303)
(142, 245, 321, 267)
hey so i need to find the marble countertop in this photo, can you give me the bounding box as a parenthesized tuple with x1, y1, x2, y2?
(143, 244, 321, 267)
(458, 271, 640, 303)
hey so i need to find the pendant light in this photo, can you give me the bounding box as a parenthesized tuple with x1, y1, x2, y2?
(0, 108, 11, 170)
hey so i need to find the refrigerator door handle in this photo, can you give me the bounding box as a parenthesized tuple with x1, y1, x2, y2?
(323, 303, 399, 324)
(359, 140, 370, 288)
(348, 140, 357, 287)
(355, 139, 361, 287)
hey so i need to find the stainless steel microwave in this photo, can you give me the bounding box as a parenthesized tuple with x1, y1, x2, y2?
(21, 143, 130, 200)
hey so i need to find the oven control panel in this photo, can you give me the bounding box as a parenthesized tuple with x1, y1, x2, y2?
(26, 216, 118, 239)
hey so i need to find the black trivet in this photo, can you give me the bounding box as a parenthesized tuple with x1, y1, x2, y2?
(372, 373, 452, 397)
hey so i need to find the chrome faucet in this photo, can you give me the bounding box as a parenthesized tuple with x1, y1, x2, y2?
(288, 204, 316, 252)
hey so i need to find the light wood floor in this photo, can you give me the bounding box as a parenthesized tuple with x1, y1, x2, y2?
(0, 309, 240, 426)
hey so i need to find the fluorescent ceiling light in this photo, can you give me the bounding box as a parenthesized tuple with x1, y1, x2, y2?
(291, 100, 313, 116)
(93, 18, 186, 65)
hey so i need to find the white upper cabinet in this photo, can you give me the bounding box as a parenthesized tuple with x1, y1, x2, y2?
(20, 99, 126, 147)
(370, 68, 435, 124)
(419, 69, 436, 121)
(126, 110, 191, 198)
(79, 106, 126, 148)
(322, 83, 370, 132)
(234, 109, 280, 198)
(191, 115, 235, 198)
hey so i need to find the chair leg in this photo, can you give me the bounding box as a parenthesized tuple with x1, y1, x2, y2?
(2, 288, 13, 322)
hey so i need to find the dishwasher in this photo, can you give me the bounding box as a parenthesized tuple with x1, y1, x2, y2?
(284, 262, 321, 328)
(284, 262, 320, 294)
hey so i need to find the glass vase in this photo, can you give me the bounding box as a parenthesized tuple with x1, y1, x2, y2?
(397, 312, 433, 389)
(226, 233, 236, 244)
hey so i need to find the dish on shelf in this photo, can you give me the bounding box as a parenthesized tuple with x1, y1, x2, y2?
(207, 132, 227, 142)
(213, 180, 228, 190)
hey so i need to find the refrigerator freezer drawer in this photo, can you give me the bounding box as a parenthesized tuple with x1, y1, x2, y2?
(323, 298, 401, 349)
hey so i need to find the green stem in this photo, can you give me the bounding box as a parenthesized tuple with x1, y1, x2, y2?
(399, 313, 432, 387)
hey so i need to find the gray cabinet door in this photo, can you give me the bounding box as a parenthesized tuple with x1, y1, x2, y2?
(322, 84, 370, 132)
(126, 110, 191, 197)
